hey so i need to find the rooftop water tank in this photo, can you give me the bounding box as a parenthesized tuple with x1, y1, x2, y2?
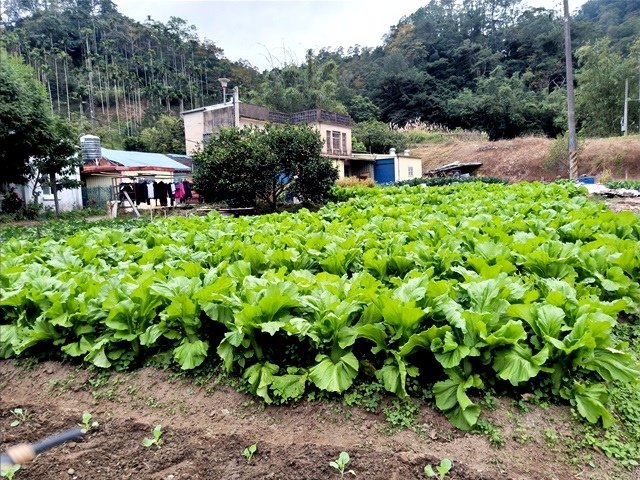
(80, 135, 101, 165)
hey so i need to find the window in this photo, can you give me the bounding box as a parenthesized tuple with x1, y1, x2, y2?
(325, 130, 346, 154)
(408, 166, 414, 178)
(332, 131, 341, 153)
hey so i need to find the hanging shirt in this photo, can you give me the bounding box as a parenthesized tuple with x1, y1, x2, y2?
(175, 182, 185, 200)
(147, 182, 154, 199)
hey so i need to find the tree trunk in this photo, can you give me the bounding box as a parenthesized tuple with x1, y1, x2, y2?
(50, 172, 60, 217)
(63, 57, 71, 121)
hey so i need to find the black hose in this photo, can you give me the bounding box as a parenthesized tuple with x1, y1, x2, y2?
(32, 427, 84, 455)
(1, 428, 85, 467)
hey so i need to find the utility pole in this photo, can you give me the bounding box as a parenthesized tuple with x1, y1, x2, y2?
(563, 0, 578, 179)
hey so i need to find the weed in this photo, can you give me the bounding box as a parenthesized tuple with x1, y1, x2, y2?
(88, 371, 111, 390)
(142, 425, 164, 448)
(343, 382, 384, 413)
(78, 412, 99, 432)
(473, 419, 505, 447)
(543, 427, 558, 447)
(383, 398, 419, 431)
(424, 458, 452, 479)
(512, 399, 530, 413)
(0, 465, 20, 479)
(242, 443, 257, 462)
(480, 391, 498, 411)
(329, 451, 355, 477)
(512, 419, 531, 444)
(48, 371, 77, 394)
(126, 384, 139, 397)
(9, 408, 29, 427)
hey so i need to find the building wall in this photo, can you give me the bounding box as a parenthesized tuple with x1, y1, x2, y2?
(183, 112, 206, 155)
(317, 123, 351, 157)
(239, 118, 268, 129)
(13, 171, 83, 212)
(332, 159, 345, 178)
(396, 157, 423, 181)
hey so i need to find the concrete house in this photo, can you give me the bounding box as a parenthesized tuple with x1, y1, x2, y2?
(181, 87, 423, 182)
(182, 88, 370, 180)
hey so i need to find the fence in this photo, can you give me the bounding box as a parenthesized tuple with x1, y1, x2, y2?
(82, 186, 113, 208)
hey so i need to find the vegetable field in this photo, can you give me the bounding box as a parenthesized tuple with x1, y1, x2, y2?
(1, 182, 639, 431)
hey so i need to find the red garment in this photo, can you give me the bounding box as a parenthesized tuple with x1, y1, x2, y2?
(175, 182, 185, 200)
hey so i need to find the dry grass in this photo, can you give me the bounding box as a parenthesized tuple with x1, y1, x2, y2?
(410, 135, 640, 182)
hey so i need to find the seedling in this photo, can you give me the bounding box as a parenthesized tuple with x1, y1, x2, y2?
(424, 458, 452, 479)
(242, 443, 257, 462)
(142, 425, 164, 448)
(10, 408, 28, 427)
(329, 451, 355, 477)
(0, 464, 21, 479)
(78, 412, 99, 432)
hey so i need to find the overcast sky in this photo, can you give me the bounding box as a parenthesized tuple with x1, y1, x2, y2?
(112, 0, 588, 71)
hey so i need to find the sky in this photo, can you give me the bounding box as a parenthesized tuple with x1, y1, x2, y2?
(112, 0, 589, 71)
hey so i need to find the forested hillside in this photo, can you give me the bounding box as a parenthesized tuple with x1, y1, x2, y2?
(1, 0, 639, 150)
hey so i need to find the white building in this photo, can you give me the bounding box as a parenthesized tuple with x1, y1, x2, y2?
(7, 168, 83, 213)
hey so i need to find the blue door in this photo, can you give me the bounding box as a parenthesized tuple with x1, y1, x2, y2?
(374, 158, 395, 184)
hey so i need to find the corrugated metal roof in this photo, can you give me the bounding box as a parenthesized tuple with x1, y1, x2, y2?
(101, 148, 191, 170)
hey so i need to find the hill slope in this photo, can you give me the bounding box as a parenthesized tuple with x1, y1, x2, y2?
(411, 136, 640, 182)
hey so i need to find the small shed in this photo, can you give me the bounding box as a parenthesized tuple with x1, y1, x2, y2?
(425, 161, 483, 177)
(80, 141, 192, 207)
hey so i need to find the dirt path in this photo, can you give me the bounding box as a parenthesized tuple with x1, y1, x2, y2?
(1, 361, 633, 480)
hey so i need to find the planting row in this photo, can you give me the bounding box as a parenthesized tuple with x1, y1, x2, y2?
(1, 182, 639, 429)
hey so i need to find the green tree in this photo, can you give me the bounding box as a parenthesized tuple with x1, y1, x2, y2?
(139, 115, 185, 153)
(32, 117, 81, 216)
(447, 67, 563, 139)
(0, 48, 52, 183)
(575, 38, 636, 137)
(352, 120, 407, 154)
(193, 124, 337, 209)
(346, 94, 380, 123)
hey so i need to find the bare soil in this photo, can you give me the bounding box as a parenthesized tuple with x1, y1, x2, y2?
(412, 136, 640, 182)
(1, 360, 634, 480)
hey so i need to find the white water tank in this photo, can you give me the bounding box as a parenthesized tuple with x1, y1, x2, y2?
(80, 135, 101, 165)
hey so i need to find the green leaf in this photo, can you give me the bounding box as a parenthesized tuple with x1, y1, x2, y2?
(483, 320, 526, 346)
(173, 338, 208, 370)
(431, 331, 470, 368)
(493, 344, 548, 385)
(271, 372, 308, 401)
(581, 347, 640, 383)
(61, 336, 93, 357)
(139, 324, 163, 346)
(375, 354, 417, 398)
(88, 348, 111, 368)
(572, 382, 614, 427)
(447, 403, 481, 431)
(308, 351, 359, 393)
(259, 321, 286, 336)
(398, 325, 451, 357)
(243, 362, 279, 403)
(216, 330, 244, 371)
(433, 370, 483, 430)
